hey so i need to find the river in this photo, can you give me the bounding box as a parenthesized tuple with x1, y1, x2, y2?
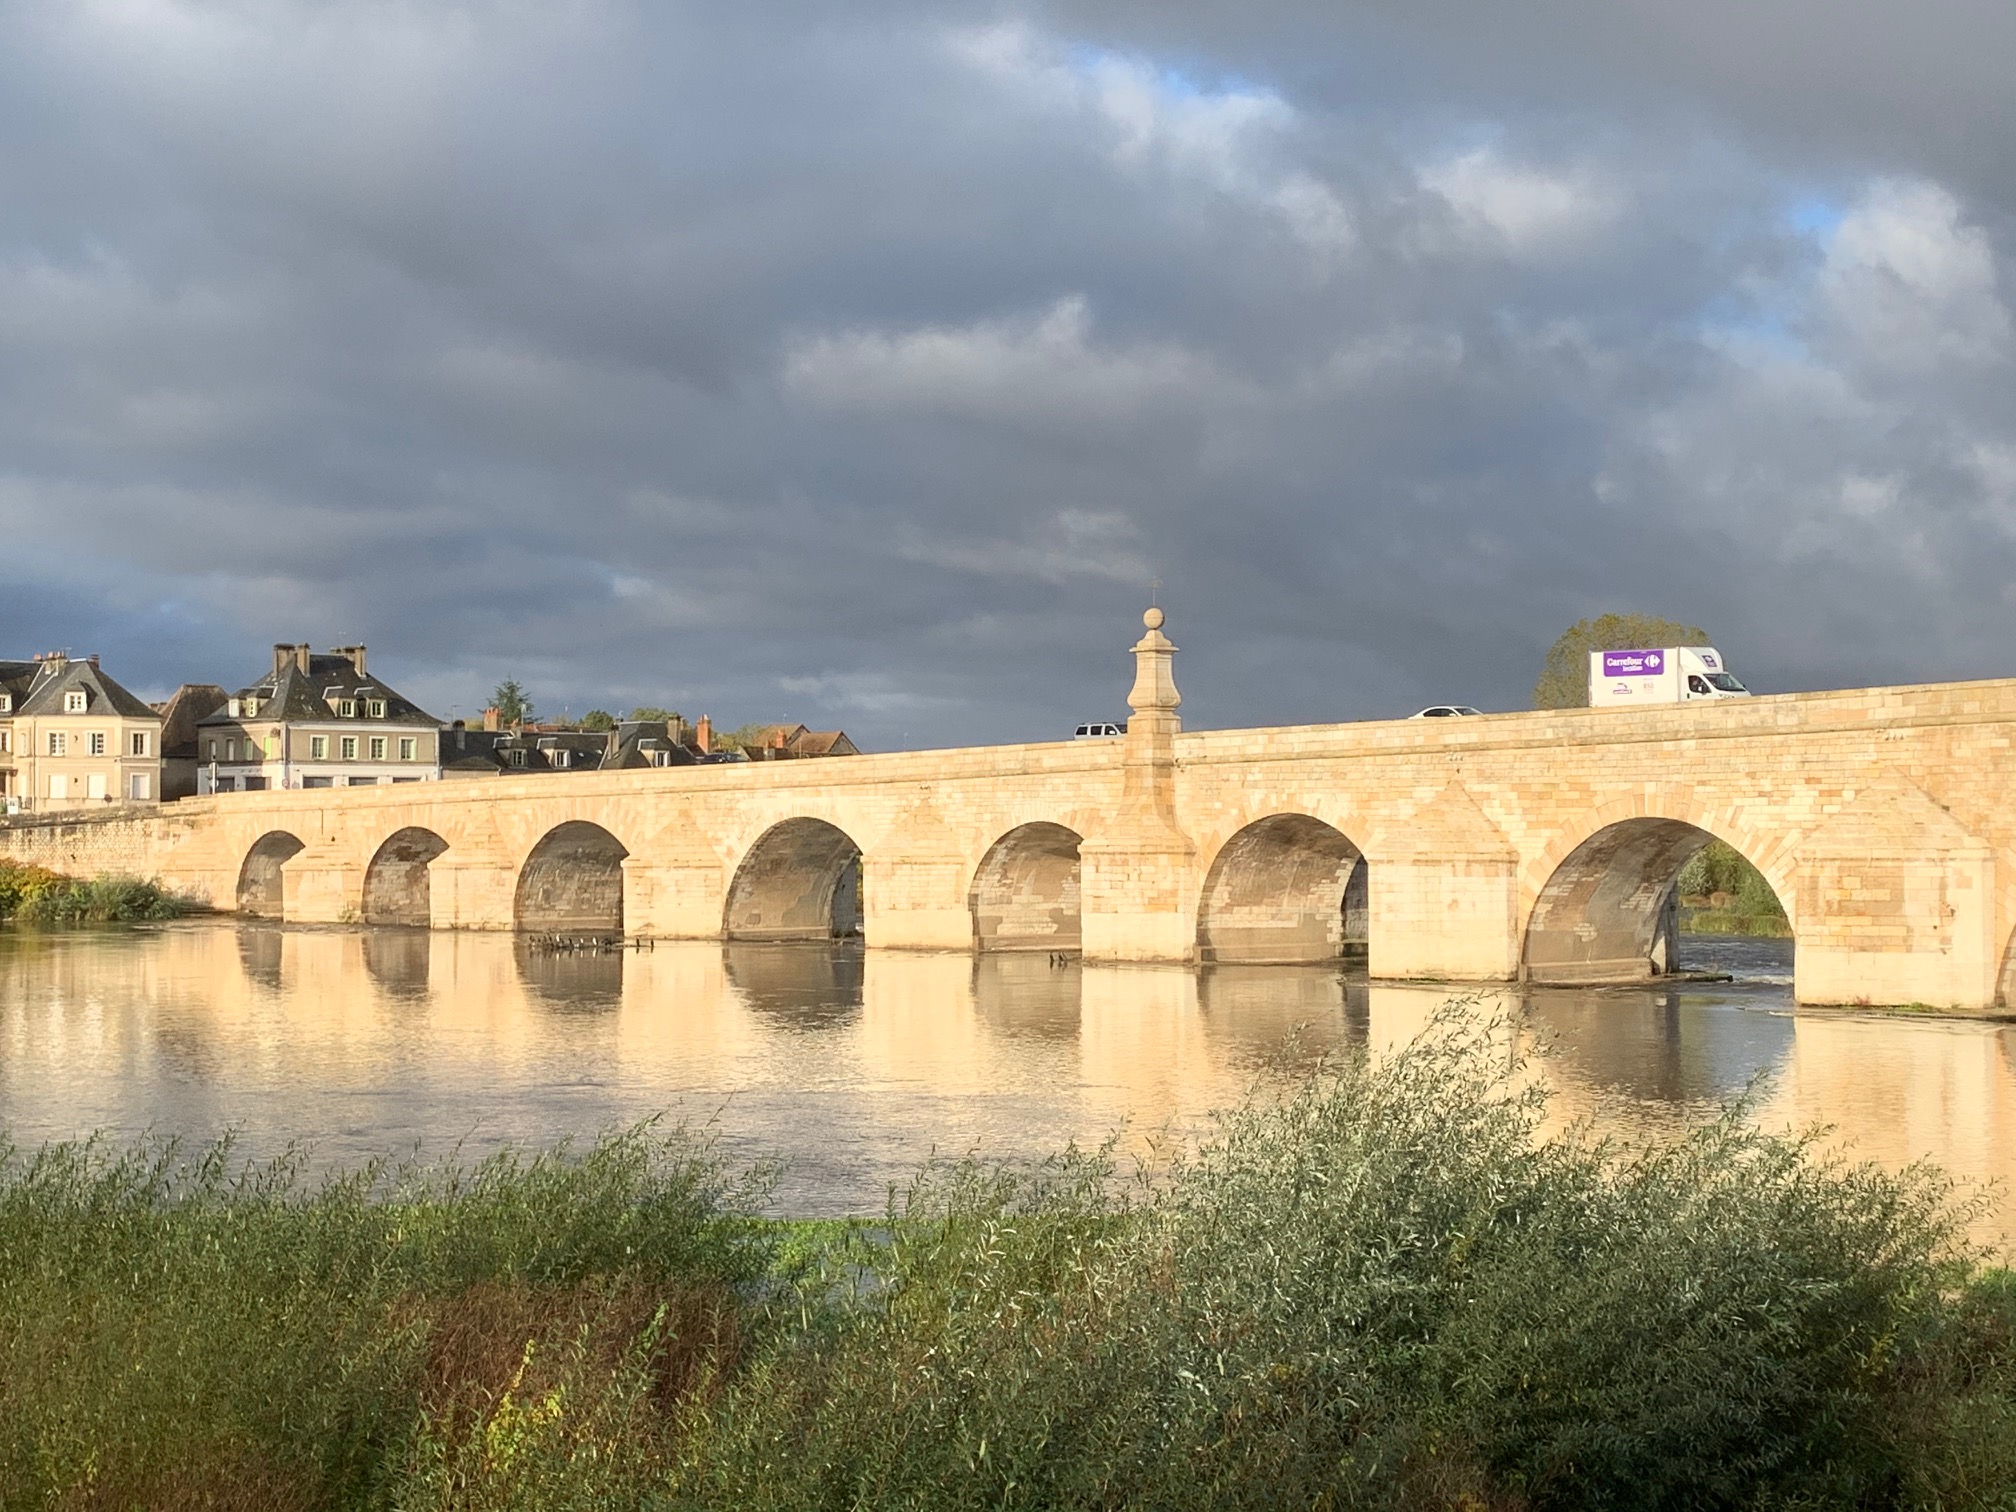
(0, 922, 2009, 1247)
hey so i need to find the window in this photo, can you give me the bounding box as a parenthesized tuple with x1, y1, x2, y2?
(129, 731, 148, 757)
(310, 735, 327, 760)
(552, 750, 569, 769)
(398, 737, 416, 761)
(47, 732, 66, 756)
(128, 773, 149, 800)
(64, 690, 86, 713)
(86, 774, 107, 800)
(225, 738, 238, 762)
(508, 749, 527, 768)
(0, 730, 9, 754)
(337, 700, 356, 718)
(205, 739, 218, 760)
(0, 693, 11, 713)
(340, 736, 357, 760)
(265, 733, 280, 759)
(241, 697, 260, 718)
(366, 700, 386, 719)
(87, 732, 106, 756)
(48, 774, 67, 799)
(368, 736, 386, 760)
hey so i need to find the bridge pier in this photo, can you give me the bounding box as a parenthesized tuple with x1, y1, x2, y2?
(279, 842, 366, 924)
(1368, 783, 1521, 983)
(428, 842, 519, 929)
(1081, 608, 1200, 964)
(1793, 782, 1999, 1010)
(622, 819, 728, 938)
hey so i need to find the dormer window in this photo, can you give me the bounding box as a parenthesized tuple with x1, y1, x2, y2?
(63, 691, 86, 713)
(553, 750, 570, 768)
(366, 700, 386, 719)
(0, 693, 11, 713)
(508, 749, 527, 768)
(242, 697, 261, 718)
(337, 699, 356, 718)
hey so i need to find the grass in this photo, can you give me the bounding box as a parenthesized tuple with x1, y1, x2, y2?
(0, 858, 184, 925)
(0, 1015, 2010, 1510)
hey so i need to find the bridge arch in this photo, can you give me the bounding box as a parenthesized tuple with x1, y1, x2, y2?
(970, 822, 1083, 952)
(514, 820, 630, 935)
(724, 819, 863, 941)
(236, 830, 306, 917)
(1196, 813, 1367, 964)
(1522, 817, 1789, 983)
(362, 826, 449, 927)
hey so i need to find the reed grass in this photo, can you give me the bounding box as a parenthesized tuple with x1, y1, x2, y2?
(0, 1015, 2008, 1510)
(0, 858, 184, 925)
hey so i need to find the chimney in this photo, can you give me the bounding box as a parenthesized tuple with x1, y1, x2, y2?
(86, 654, 99, 670)
(770, 726, 787, 750)
(695, 715, 712, 754)
(483, 706, 500, 733)
(296, 643, 311, 674)
(331, 645, 367, 675)
(274, 643, 294, 679)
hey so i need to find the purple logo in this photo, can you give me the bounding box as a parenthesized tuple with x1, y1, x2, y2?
(1602, 649, 1663, 677)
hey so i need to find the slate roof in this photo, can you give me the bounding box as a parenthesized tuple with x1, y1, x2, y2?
(155, 684, 230, 760)
(200, 651, 440, 729)
(3, 656, 161, 721)
(438, 719, 707, 774)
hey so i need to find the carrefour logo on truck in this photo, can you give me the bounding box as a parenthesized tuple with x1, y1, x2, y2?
(1601, 650, 1664, 677)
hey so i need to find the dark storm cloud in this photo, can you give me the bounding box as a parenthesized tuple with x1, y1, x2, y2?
(0, 0, 2011, 745)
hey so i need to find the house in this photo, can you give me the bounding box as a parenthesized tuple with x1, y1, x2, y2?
(0, 652, 164, 812)
(437, 714, 718, 779)
(154, 683, 230, 801)
(738, 724, 861, 760)
(195, 644, 443, 793)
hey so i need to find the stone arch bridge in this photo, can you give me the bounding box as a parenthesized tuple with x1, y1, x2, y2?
(10, 610, 2016, 1011)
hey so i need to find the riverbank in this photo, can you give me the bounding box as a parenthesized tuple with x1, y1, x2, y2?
(1, 1017, 2009, 1511)
(0, 858, 183, 926)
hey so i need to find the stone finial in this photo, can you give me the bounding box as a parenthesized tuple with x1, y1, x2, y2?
(1127, 605, 1180, 721)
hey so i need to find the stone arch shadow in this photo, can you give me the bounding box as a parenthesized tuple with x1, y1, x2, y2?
(723, 818, 863, 941)
(970, 821, 1083, 953)
(515, 820, 630, 936)
(1522, 816, 1789, 984)
(236, 830, 306, 918)
(362, 826, 449, 927)
(1196, 813, 1367, 965)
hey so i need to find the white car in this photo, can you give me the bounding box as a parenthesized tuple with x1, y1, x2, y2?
(1409, 705, 1482, 719)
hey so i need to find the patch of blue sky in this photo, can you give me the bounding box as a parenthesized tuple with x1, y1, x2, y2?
(1786, 194, 1846, 242)
(1063, 41, 1278, 110)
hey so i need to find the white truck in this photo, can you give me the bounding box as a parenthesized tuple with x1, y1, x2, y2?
(1588, 646, 1750, 707)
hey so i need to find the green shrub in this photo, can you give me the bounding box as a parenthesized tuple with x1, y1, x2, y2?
(0, 859, 183, 924)
(0, 1019, 2009, 1510)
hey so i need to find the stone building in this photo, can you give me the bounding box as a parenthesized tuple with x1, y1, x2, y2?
(0, 653, 164, 812)
(153, 683, 230, 801)
(196, 644, 442, 793)
(438, 716, 721, 779)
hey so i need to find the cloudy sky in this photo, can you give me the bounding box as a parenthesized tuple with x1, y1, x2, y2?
(2, 0, 2012, 745)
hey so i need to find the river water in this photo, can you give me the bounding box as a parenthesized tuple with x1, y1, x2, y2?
(0, 922, 2009, 1247)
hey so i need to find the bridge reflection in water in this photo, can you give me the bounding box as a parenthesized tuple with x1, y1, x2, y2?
(0, 921, 2008, 1245)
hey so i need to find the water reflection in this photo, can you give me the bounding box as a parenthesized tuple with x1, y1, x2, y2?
(724, 942, 864, 1027)
(363, 928, 430, 1000)
(514, 938, 624, 1011)
(0, 922, 2004, 1245)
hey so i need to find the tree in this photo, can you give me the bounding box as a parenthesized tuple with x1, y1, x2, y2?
(491, 679, 534, 726)
(626, 706, 681, 725)
(579, 709, 616, 732)
(1533, 614, 1710, 709)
